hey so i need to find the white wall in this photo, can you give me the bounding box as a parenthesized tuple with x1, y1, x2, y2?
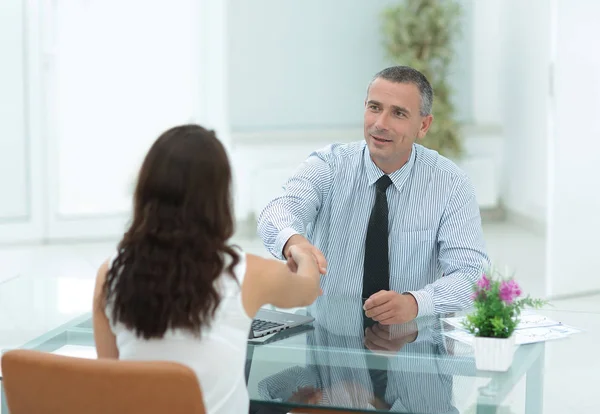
(546, 0, 600, 297)
(498, 0, 552, 225)
(227, 0, 504, 222)
(0, 0, 28, 220)
(49, 1, 198, 216)
(227, 0, 474, 132)
(471, 0, 502, 126)
(0, 0, 232, 242)
(0, 0, 45, 243)
(41, 0, 209, 240)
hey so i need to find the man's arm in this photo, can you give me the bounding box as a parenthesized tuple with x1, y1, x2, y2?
(257, 153, 333, 260)
(408, 174, 490, 316)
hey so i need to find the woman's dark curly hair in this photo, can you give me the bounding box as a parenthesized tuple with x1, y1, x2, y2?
(103, 124, 239, 339)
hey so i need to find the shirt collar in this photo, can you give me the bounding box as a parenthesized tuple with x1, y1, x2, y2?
(363, 142, 417, 192)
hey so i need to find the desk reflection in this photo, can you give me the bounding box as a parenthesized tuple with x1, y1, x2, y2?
(255, 297, 460, 413)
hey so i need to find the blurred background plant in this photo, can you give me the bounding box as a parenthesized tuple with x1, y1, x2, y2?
(381, 0, 463, 158)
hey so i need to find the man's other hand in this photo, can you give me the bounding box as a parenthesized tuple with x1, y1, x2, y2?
(363, 290, 418, 325)
(364, 322, 418, 354)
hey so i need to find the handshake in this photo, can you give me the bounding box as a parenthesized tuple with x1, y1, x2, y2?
(283, 234, 328, 275)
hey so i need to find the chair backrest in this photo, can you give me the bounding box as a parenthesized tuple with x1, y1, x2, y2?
(1, 349, 206, 414)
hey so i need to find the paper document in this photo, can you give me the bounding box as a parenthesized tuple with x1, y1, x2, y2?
(442, 314, 562, 331)
(441, 313, 582, 346)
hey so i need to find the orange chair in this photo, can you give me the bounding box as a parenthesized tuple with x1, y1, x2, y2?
(1, 349, 205, 414)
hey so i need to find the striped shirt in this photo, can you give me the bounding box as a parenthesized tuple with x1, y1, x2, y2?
(257, 141, 489, 317)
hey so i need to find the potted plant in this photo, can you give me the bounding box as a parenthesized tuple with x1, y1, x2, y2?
(380, 0, 464, 158)
(463, 268, 547, 372)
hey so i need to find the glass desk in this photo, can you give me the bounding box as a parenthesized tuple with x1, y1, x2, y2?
(1, 275, 599, 413)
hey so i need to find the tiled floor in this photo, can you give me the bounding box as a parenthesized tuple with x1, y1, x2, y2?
(1, 219, 598, 413)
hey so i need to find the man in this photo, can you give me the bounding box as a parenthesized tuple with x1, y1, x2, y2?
(257, 65, 489, 325)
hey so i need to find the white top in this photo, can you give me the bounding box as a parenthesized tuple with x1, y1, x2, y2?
(106, 251, 252, 414)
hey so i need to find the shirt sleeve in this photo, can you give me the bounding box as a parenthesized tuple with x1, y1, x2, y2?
(257, 365, 320, 402)
(407, 175, 490, 316)
(257, 151, 334, 259)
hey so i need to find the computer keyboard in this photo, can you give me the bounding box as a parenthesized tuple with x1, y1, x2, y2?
(251, 319, 284, 332)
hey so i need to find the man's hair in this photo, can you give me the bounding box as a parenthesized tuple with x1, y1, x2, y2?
(369, 66, 433, 116)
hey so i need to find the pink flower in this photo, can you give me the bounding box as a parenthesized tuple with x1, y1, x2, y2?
(476, 274, 491, 291)
(499, 279, 521, 304)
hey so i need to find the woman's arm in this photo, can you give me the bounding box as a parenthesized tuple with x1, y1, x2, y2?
(241, 245, 322, 318)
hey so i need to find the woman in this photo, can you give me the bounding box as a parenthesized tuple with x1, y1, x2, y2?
(92, 124, 323, 413)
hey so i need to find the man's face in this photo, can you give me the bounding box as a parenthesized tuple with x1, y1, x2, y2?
(363, 78, 433, 172)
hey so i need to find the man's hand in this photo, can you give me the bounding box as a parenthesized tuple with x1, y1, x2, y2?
(287, 386, 322, 405)
(363, 290, 418, 325)
(364, 322, 418, 354)
(283, 234, 327, 274)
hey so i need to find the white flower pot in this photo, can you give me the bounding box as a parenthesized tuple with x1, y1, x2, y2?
(473, 335, 516, 372)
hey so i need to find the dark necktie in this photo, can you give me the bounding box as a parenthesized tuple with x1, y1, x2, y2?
(362, 174, 393, 299)
(362, 175, 392, 408)
(363, 312, 389, 407)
